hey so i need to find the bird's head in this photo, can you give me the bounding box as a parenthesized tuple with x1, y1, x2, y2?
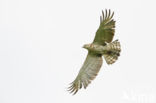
(83, 44, 91, 50)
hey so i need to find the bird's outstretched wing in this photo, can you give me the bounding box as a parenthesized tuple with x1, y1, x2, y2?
(93, 9, 115, 45)
(68, 52, 103, 95)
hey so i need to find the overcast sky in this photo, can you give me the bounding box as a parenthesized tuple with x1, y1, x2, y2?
(0, 0, 156, 103)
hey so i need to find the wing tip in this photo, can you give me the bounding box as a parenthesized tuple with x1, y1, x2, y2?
(100, 9, 114, 23)
(67, 80, 81, 95)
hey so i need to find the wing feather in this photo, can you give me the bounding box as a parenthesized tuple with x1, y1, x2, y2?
(68, 52, 103, 95)
(93, 9, 115, 45)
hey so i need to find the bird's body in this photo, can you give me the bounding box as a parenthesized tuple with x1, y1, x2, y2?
(68, 9, 121, 95)
(83, 43, 106, 54)
(83, 40, 120, 54)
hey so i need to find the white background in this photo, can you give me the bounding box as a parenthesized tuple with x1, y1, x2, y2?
(0, 0, 156, 103)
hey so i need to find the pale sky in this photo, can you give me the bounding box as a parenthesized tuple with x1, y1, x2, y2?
(0, 0, 156, 103)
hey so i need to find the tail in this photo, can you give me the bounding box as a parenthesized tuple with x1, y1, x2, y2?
(103, 40, 121, 65)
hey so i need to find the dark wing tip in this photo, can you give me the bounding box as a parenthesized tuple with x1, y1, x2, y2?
(67, 81, 80, 95)
(100, 9, 114, 24)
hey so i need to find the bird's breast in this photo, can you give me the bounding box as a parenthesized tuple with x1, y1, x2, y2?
(88, 44, 106, 54)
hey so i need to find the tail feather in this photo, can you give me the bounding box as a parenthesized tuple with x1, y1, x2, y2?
(103, 40, 121, 64)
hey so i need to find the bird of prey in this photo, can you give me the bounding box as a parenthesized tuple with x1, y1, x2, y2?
(68, 9, 121, 95)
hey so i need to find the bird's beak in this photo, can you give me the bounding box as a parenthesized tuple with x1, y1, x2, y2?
(82, 44, 87, 48)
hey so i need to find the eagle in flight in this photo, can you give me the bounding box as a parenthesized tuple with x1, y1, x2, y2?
(68, 9, 121, 95)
